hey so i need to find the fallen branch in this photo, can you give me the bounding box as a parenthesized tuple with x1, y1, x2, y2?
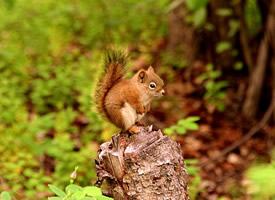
(200, 90, 275, 168)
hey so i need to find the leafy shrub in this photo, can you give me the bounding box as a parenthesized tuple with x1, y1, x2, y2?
(199, 63, 229, 112)
(185, 159, 202, 200)
(48, 166, 113, 200)
(0, 0, 169, 199)
(245, 161, 275, 200)
(164, 116, 200, 136)
(185, 0, 209, 28)
(48, 185, 112, 200)
(1, 192, 11, 200)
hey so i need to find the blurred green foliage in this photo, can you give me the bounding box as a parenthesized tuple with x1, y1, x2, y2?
(245, 150, 275, 200)
(199, 63, 229, 112)
(185, 0, 208, 27)
(185, 159, 202, 200)
(0, 0, 169, 199)
(164, 116, 200, 136)
(245, 0, 262, 36)
(0, 191, 11, 200)
(245, 163, 275, 200)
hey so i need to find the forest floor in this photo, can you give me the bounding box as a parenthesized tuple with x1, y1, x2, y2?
(145, 61, 275, 200)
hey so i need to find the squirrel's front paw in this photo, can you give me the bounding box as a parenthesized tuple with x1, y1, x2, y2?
(128, 125, 140, 134)
(136, 121, 146, 126)
(136, 106, 145, 115)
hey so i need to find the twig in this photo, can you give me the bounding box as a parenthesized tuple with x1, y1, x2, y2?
(199, 90, 275, 168)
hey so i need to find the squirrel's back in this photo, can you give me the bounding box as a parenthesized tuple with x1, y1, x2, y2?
(94, 49, 128, 118)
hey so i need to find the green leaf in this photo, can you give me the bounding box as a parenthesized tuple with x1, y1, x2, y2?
(186, 166, 200, 175)
(228, 20, 240, 37)
(216, 42, 231, 53)
(183, 122, 199, 130)
(185, 116, 200, 122)
(216, 8, 232, 16)
(206, 63, 213, 71)
(164, 128, 174, 135)
(216, 92, 227, 99)
(83, 186, 102, 196)
(3, 0, 15, 9)
(66, 184, 82, 194)
(175, 126, 187, 134)
(206, 81, 215, 90)
(48, 198, 62, 200)
(178, 120, 187, 126)
(234, 61, 243, 70)
(185, 159, 199, 165)
(193, 7, 207, 27)
(205, 23, 215, 31)
(215, 81, 229, 90)
(186, 0, 208, 11)
(23, 168, 33, 177)
(1, 192, 11, 200)
(209, 71, 221, 79)
(48, 184, 66, 198)
(166, 0, 184, 12)
(72, 191, 86, 200)
(246, 163, 275, 198)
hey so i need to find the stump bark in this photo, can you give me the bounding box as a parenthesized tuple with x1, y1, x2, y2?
(95, 125, 189, 200)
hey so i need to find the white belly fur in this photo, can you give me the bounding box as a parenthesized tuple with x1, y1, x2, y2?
(121, 102, 145, 130)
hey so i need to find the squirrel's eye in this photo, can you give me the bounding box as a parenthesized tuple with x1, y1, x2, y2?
(149, 82, 156, 89)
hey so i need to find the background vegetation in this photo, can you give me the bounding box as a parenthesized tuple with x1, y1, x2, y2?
(0, 0, 275, 199)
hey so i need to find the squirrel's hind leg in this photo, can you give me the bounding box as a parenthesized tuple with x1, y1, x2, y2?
(136, 112, 146, 127)
(121, 102, 140, 134)
(128, 125, 140, 134)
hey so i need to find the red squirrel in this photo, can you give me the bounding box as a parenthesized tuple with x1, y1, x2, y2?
(95, 49, 165, 134)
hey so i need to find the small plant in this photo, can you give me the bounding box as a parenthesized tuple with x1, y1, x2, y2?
(185, 159, 202, 200)
(244, 161, 275, 200)
(199, 63, 229, 112)
(164, 116, 200, 136)
(164, 117, 201, 199)
(48, 184, 112, 200)
(1, 192, 11, 200)
(48, 167, 113, 200)
(185, 0, 209, 28)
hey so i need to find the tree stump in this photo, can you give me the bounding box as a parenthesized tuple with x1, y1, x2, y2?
(95, 125, 189, 200)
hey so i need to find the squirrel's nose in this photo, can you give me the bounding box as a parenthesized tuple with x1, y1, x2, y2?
(161, 89, 165, 95)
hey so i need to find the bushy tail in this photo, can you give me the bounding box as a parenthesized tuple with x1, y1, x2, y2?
(94, 49, 128, 116)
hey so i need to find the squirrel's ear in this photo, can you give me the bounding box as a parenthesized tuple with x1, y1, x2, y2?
(138, 70, 147, 83)
(147, 66, 154, 73)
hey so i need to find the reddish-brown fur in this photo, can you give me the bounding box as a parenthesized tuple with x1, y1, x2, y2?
(95, 49, 164, 133)
(104, 79, 144, 130)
